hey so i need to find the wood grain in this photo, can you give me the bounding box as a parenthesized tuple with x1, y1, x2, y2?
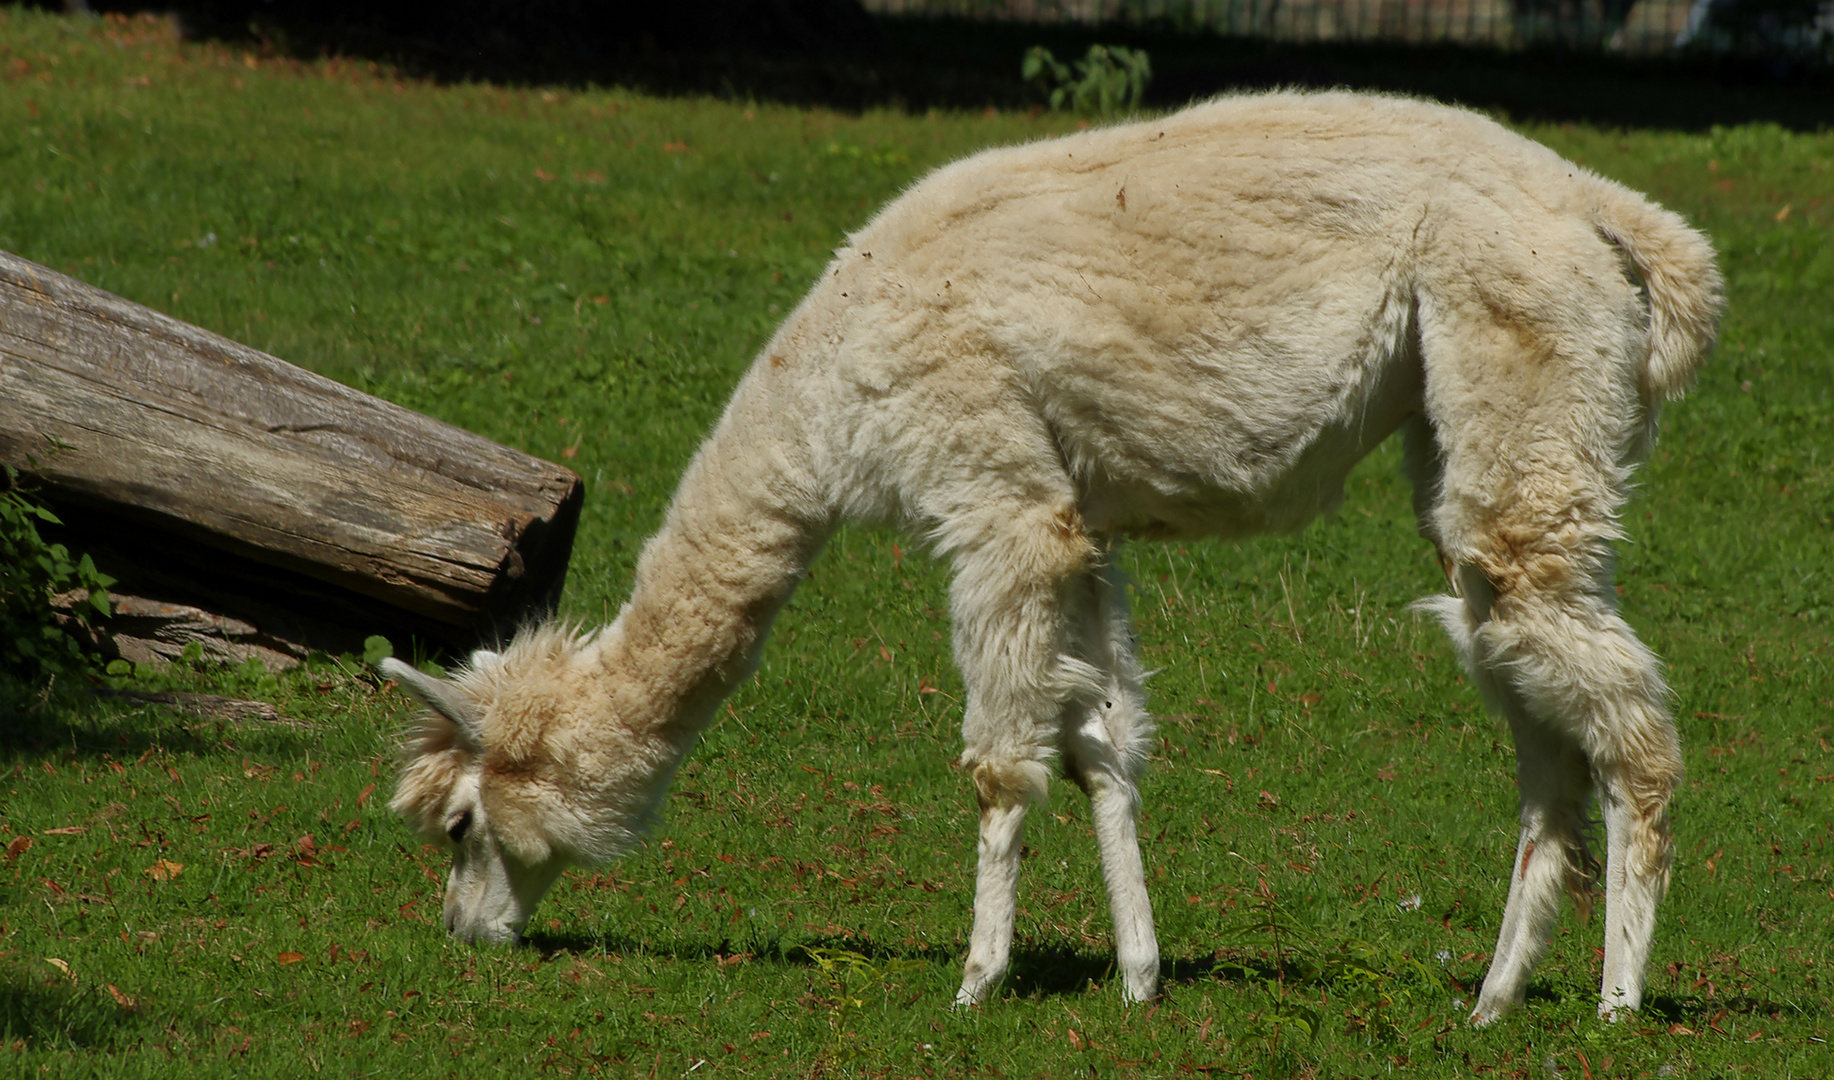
(0, 249, 583, 649)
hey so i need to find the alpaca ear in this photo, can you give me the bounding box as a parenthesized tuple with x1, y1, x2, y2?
(381, 657, 485, 751)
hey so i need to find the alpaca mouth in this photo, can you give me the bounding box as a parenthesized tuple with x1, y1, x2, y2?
(443, 893, 530, 944)
(445, 911, 528, 946)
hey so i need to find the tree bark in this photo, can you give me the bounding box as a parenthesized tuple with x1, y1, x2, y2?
(0, 249, 583, 657)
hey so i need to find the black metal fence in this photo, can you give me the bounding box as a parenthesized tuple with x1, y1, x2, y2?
(863, 0, 1833, 59)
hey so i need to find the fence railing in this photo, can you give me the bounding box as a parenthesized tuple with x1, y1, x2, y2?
(864, 0, 1834, 59)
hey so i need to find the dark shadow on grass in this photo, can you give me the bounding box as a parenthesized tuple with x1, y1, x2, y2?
(524, 927, 1296, 1000)
(526, 929, 951, 970)
(0, 683, 313, 762)
(0, 968, 160, 1051)
(55, 4, 1834, 131)
(1641, 992, 1820, 1023)
(1000, 944, 1278, 999)
(1505, 984, 1815, 1023)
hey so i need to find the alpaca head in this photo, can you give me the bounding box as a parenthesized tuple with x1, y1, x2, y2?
(383, 626, 652, 945)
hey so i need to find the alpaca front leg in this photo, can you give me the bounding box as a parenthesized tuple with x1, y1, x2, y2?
(1087, 771, 1159, 1002)
(1064, 557, 1158, 1002)
(944, 491, 1100, 1005)
(956, 785, 1031, 1006)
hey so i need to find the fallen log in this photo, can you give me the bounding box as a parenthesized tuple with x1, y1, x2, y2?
(0, 249, 583, 657)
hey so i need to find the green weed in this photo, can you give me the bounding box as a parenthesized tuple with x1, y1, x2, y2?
(0, 466, 114, 683)
(1022, 44, 1154, 117)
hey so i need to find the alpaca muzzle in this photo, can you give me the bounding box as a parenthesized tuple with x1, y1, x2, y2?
(442, 850, 530, 944)
(440, 844, 566, 947)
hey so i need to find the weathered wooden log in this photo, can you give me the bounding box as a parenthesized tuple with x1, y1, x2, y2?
(0, 249, 583, 655)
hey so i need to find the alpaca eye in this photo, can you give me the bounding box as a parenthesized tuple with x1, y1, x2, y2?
(446, 809, 473, 845)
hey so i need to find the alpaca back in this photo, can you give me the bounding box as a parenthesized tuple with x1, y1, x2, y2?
(784, 91, 1692, 542)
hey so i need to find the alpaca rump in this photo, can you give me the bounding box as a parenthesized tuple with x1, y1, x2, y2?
(385, 90, 1721, 1022)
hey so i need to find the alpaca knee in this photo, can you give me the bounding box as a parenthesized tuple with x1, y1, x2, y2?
(972, 758, 1050, 818)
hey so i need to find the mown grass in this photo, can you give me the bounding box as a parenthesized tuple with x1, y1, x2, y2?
(2, 8, 1831, 1077)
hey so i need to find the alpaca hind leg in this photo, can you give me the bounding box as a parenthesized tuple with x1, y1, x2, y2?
(1416, 275, 1678, 1022)
(1597, 727, 1678, 1018)
(1471, 712, 1595, 1025)
(1062, 561, 1159, 1002)
(1487, 591, 1678, 1021)
(1435, 559, 1678, 1023)
(1426, 566, 1599, 1025)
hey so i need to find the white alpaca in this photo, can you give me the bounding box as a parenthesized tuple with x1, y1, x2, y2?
(385, 90, 1720, 1024)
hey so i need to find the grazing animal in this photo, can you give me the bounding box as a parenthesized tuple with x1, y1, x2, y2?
(385, 90, 1720, 1024)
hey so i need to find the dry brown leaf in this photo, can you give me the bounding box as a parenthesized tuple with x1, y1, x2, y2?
(5, 836, 31, 863)
(276, 951, 305, 965)
(145, 859, 184, 881)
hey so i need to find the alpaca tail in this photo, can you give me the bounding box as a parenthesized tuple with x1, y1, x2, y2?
(1585, 175, 1724, 403)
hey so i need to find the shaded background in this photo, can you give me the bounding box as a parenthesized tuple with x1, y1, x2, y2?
(30, 0, 1834, 129)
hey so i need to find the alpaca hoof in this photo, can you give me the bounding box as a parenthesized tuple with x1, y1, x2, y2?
(1468, 998, 1512, 1027)
(1119, 968, 1159, 1004)
(955, 955, 1006, 1008)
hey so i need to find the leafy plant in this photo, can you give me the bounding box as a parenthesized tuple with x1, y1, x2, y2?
(1022, 44, 1152, 118)
(801, 946, 925, 1064)
(1218, 891, 1445, 1050)
(0, 465, 113, 686)
(362, 634, 395, 667)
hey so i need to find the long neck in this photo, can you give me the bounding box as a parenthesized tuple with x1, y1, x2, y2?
(592, 375, 829, 748)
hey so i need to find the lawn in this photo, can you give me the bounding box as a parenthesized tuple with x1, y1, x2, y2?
(2, 8, 1831, 1077)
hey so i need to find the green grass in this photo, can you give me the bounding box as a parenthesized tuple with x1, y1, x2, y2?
(3, 8, 1832, 1077)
